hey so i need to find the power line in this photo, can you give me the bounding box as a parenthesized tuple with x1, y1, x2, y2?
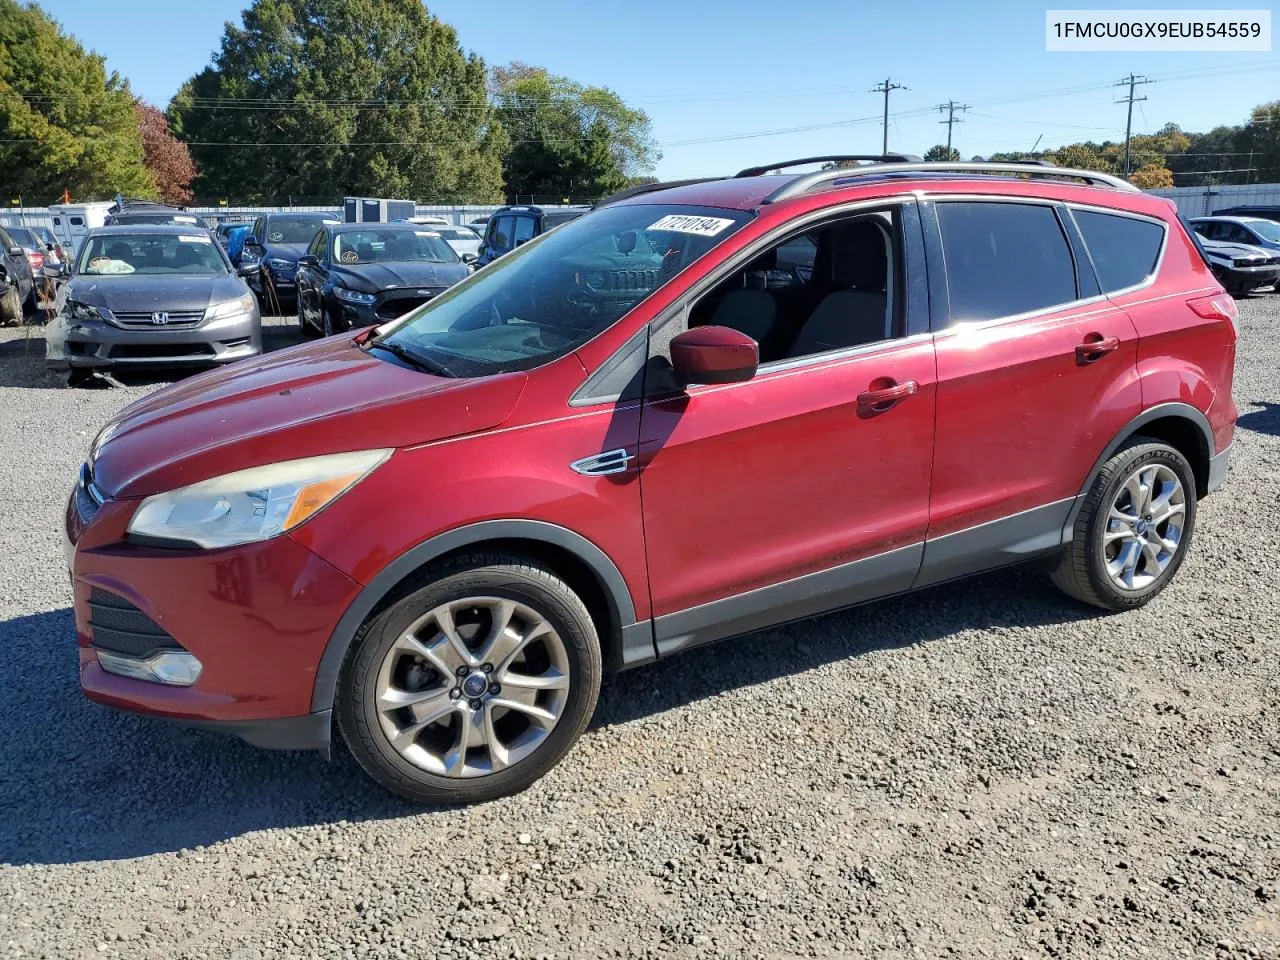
(870, 77, 906, 154)
(937, 100, 969, 155)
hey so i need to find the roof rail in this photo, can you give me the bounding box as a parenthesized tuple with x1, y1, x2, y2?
(762, 161, 1140, 203)
(593, 177, 724, 209)
(734, 154, 922, 178)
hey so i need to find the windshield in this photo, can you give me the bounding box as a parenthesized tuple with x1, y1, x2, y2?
(111, 213, 203, 227)
(34, 227, 55, 244)
(78, 233, 228, 276)
(266, 215, 341, 243)
(1248, 220, 1280, 242)
(379, 203, 752, 377)
(334, 229, 458, 264)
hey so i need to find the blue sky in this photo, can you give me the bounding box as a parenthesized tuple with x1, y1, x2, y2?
(39, 0, 1279, 181)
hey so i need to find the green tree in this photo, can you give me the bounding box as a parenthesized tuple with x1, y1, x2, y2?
(1045, 143, 1116, 173)
(0, 0, 154, 203)
(493, 63, 658, 201)
(1243, 101, 1280, 184)
(169, 0, 506, 203)
(923, 144, 960, 162)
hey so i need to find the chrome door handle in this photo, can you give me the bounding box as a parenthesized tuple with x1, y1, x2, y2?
(570, 448, 634, 476)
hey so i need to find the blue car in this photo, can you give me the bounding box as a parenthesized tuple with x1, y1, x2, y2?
(241, 211, 342, 309)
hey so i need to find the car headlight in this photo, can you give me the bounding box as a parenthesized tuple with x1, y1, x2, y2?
(66, 298, 110, 322)
(204, 292, 256, 321)
(266, 258, 293, 271)
(334, 286, 377, 305)
(127, 450, 391, 549)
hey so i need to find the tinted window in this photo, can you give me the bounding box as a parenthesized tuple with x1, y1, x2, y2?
(308, 230, 327, 259)
(542, 211, 584, 229)
(1073, 210, 1164, 293)
(264, 215, 341, 244)
(489, 216, 513, 252)
(936, 202, 1076, 322)
(513, 216, 536, 245)
(70, 217, 84, 226)
(7, 227, 36, 247)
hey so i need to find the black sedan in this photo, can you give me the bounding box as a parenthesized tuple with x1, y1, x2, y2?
(295, 223, 470, 336)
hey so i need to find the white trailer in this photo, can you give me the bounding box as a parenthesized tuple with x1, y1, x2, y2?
(46, 202, 114, 256)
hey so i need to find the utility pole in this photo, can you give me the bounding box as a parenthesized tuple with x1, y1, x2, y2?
(1115, 73, 1152, 176)
(871, 77, 906, 155)
(937, 100, 969, 157)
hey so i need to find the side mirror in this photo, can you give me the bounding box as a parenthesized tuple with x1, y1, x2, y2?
(46, 243, 55, 252)
(237, 261, 258, 277)
(297, 255, 318, 269)
(460, 252, 478, 264)
(670, 326, 759, 386)
(7, 245, 21, 256)
(244, 237, 261, 249)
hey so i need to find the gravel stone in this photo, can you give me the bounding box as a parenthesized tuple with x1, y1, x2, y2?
(1, 302, 1279, 959)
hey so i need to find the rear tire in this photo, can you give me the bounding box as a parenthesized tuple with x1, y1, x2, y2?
(336, 553, 602, 805)
(1051, 438, 1197, 611)
(0, 285, 20, 326)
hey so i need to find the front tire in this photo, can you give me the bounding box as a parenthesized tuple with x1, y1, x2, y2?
(336, 553, 603, 805)
(0, 285, 20, 326)
(1051, 438, 1197, 611)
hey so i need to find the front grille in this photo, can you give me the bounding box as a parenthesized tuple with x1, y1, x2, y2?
(108, 343, 216, 360)
(112, 311, 204, 328)
(88, 588, 185, 658)
(375, 296, 432, 320)
(603, 269, 658, 293)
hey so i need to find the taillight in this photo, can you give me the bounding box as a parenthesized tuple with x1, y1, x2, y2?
(1187, 292, 1239, 332)
(29, 251, 44, 270)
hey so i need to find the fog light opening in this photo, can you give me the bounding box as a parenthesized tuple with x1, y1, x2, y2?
(97, 650, 203, 686)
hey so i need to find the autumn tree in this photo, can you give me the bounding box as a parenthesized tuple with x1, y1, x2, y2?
(169, 0, 506, 203)
(1127, 164, 1174, 189)
(136, 102, 196, 203)
(0, 0, 153, 202)
(493, 63, 658, 201)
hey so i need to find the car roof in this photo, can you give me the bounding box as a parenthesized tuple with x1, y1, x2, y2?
(1193, 215, 1270, 225)
(330, 221, 437, 232)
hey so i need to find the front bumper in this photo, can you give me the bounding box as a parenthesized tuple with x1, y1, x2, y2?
(332, 288, 444, 328)
(67, 481, 361, 750)
(48, 311, 262, 369)
(1219, 263, 1280, 291)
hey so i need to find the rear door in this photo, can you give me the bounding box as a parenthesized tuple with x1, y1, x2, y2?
(920, 198, 1141, 582)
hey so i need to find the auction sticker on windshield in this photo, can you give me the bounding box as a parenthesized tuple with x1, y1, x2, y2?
(647, 214, 737, 236)
(179, 234, 212, 243)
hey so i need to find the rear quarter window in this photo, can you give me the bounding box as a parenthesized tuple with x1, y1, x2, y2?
(1073, 210, 1165, 293)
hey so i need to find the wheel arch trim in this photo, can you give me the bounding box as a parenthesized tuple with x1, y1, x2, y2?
(1064, 401, 1214, 534)
(309, 519, 641, 713)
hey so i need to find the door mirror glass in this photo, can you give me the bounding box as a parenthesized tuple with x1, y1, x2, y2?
(670, 326, 759, 385)
(297, 255, 318, 269)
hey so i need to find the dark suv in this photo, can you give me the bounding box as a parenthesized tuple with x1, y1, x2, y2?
(474, 204, 589, 266)
(104, 199, 207, 230)
(67, 158, 1237, 805)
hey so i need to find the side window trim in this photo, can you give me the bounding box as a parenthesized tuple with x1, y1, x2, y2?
(926, 195, 1104, 332)
(1055, 202, 1102, 301)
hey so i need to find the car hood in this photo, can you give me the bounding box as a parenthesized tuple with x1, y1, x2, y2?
(90, 336, 527, 498)
(260, 242, 310, 264)
(1201, 239, 1274, 259)
(66, 273, 246, 314)
(332, 261, 468, 292)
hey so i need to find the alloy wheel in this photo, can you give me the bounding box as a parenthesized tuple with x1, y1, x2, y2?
(373, 597, 571, 778)
(1101, 463, 1186, 591)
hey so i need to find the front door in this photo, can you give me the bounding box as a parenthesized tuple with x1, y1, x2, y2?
(637, 203, 936, 654)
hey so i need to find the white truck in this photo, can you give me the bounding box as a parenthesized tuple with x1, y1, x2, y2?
(46, 202, 115, 257)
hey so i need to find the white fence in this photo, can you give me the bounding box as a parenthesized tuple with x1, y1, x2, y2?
(1147, 183, 1280, 217)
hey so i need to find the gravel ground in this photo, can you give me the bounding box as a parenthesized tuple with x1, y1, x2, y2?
(1, 303, 1278, 960)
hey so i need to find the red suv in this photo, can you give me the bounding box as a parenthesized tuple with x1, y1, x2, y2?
(67, 158, 1238, 804)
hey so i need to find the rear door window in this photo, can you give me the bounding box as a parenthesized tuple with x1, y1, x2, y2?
(1073, 209, 1165, 293)
(513, 216, 536, 246)
(488, 216, 514, 253)
(935, 201, 1077, 323)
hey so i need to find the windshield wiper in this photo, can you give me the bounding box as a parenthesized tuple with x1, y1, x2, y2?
(367, 339, 456, 377)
